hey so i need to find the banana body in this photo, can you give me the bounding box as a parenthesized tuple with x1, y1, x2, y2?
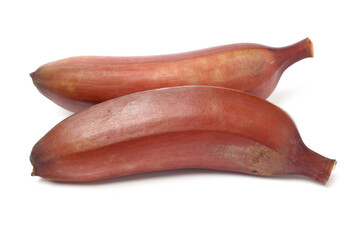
(30, 86, 335, 184)
(30, 38, 313, 112)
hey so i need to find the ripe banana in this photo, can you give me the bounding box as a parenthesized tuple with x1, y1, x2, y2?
(30, 86, 335, 184)
(30, 38, 313, 112)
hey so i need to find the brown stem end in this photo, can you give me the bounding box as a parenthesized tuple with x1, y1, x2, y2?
(305, 37, 314, 58)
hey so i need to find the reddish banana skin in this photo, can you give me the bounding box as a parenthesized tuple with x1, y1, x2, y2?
(30, 38, 313, 112)
(30, 86, 335, 184)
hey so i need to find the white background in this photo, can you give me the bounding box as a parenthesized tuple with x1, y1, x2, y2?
(1, 0, 363, 239)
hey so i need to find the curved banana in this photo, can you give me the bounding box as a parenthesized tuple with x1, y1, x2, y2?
(30, 86, 335, 184)
(30, 38, 313, 112)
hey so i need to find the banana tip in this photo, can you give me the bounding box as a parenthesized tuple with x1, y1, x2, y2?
(30, 156, 37, 176)
(30, 71, 36, 81)
(30, 71, 42, 85)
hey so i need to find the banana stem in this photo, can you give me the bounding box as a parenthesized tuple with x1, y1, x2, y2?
(275, 38, 314, 72)
(296, 147, 336, 185)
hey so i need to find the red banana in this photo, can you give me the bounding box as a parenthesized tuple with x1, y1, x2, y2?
(30, 38, 313, 112)
(30, 86, 335, 184)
